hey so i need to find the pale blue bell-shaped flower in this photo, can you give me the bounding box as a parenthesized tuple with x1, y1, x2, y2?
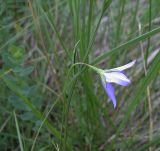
(101, 60, 136, 108)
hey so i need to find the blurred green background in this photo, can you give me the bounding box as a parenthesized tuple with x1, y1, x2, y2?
(0, 0, 160, 150)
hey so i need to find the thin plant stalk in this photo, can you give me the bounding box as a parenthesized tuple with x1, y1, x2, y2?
(138, 18, 153, 151)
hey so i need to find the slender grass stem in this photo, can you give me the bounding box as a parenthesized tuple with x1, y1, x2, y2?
(138, 20, 153, 151)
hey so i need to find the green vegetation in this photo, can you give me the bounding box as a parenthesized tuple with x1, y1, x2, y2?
(0, 0, 160, 150)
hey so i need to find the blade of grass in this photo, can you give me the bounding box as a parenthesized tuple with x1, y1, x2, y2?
(145, 0, 152, 66)
(92, 27, 160, 65)
(0, 115, 12, 133)
(146, 2, 153, 151)
(83, 0, 113, 62)
(115, 0, 126, 45)
(38, 3, 71, 59)
(13, 110, 24, 151)
(109, 0, 126, 67)
(139, 135, 160, 151)
(31, 95, 59, 151)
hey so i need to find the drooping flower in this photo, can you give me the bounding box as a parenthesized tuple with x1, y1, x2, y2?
(73, 60, 136, 109)
(100, 60, 136, 108)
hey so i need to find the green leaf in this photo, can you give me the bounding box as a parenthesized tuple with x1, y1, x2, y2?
(20, 112, 35, 121)
(9, 45, 25, 60)
(9, 96, 30, 111)
(13, 66, 34, 76)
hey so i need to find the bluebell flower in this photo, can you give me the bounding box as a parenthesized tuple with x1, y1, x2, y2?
(100, 60, 136, 108)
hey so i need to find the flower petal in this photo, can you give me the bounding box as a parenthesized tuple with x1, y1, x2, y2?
(104, 72, 131, 86)
(105, 83, 116, 108)
(109, 60, 136, 72)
